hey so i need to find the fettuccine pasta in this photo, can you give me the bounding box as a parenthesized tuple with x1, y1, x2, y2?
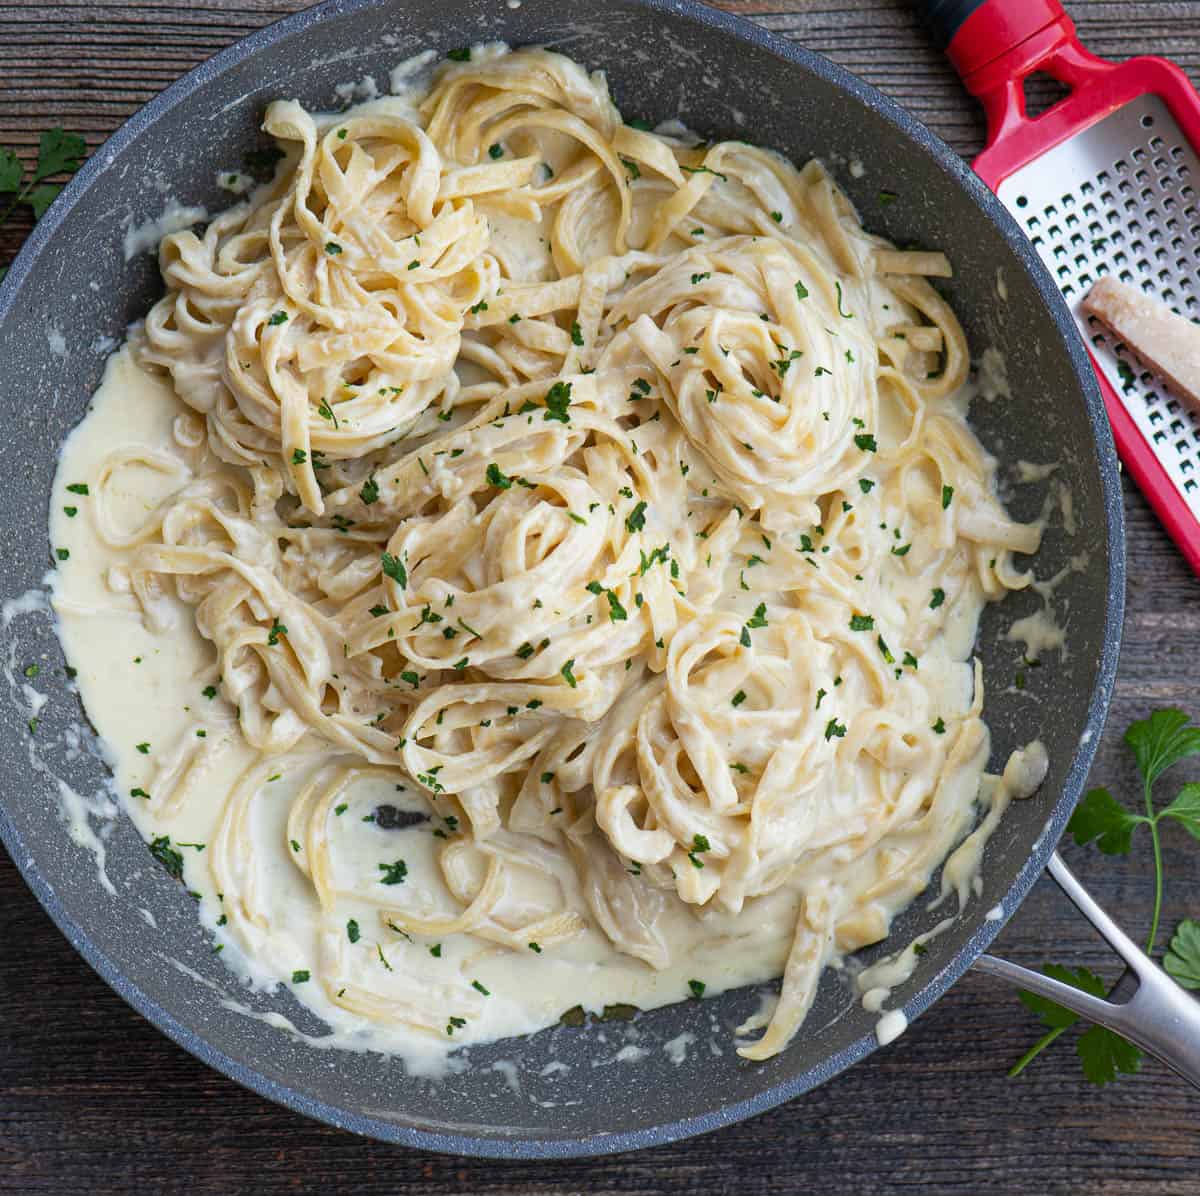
(53, 44, 1045, 1063)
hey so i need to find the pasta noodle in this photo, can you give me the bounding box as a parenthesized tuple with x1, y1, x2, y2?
(58, 44, 1045, 1061)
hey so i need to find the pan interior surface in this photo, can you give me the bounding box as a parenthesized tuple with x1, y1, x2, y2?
(0, 0, 1122, 1157)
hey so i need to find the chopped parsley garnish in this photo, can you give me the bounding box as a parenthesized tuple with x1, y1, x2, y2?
(932, 717, 946, 734)
(149, 835, 184, 880)
(136, 741, 150, 754)
(854, 432, 878, 453)
(942, 484, 955, 509)
(346, 919, 361, 943)
(561, 659, 578, 688)
(732, 690, 747, 707)
(516, 642, 535, 659)
(543, 380, 572, 422)
(316, 397, 339, 427)
(688, 979, 706, 998)
(447, 47, 471, 61)
(859, 478, 875, 493)
(825, 718, 847, 740)
(835, 280, 854, 318)
(324, 241, 342, 255)
(877, 635, 895, 664)
(570, 320, 584, 346)
(795, 279, 809, 301)
(488, 142, 503, 160)
(267, 310, 288, 326)
(681, 164, 727, 181)
(486, 462, 513, 489)
(430, 943, 442, 957)
(381, 552, 407, 587)
(66, 482, 89, 495)
(267, 619, 287, 646)
(472, 979, 491, 996)
(849, 614, 874, 631)
(930, 587, 946, 609)
(359, 475, 379, 505)
(292, 969, 310, 983)
(378, 859, 408, 885)
(691, 271, 710, 285)
(625, 501, 647, 533)
(529, 942, 542, 953)
(620, 156, 641, 179)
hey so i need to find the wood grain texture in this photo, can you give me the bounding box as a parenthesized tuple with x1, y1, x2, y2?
(2, 1, 1199, 1191)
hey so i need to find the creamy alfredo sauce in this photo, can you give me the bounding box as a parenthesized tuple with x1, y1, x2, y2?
(50, 46, 1052, 1071)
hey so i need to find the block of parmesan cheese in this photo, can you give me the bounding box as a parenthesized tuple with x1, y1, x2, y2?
(1083, 276, 1200, 407)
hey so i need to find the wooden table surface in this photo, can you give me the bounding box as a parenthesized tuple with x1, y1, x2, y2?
(2, 1, 1199, 1191)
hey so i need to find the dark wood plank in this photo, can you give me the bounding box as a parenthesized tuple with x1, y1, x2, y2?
(2, 1, 1200, 1191)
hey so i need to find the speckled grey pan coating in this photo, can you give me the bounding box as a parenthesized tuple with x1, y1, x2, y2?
(0, 0, 1124, 1159)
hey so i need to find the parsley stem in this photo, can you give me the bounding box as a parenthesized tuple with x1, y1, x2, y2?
(1145, 778, 1165, 954)
(1008, 1025, 1068, 1078)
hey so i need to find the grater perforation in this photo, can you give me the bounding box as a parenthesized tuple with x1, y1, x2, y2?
(996, 96, 1200, 516)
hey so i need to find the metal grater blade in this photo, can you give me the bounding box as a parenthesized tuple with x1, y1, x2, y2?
(996, 95, 1200, 516)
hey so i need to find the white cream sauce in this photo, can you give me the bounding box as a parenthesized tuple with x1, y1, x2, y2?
(44, 49, 1058, 1073)
(49, 342, 1046, 1071)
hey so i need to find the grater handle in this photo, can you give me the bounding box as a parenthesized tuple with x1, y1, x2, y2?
(912, 0, 1117, 167)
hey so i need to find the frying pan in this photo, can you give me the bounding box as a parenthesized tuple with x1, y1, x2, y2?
(0, 0, 1133, 1158)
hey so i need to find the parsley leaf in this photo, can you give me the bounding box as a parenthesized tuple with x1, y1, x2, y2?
(1163, 783, 1200, 840)
(0, 128, 87, 280)
(1126, 708, 1200, 789)
(1078, 1025, 1143, 1087)
(35, 128, 87, 182)
(0, 150, 21, 193)
(1165, 919, 1200, 988)
(1067, 787, 1142, 855)
(1017, 962, 1104, 1030)
(1010, 707, 1200, 1086)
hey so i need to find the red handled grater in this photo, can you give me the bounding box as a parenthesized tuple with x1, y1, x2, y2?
(919, 0, 1200, 573)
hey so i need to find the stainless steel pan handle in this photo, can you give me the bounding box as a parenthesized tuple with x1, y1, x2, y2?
(974, 852, 1200, 1089)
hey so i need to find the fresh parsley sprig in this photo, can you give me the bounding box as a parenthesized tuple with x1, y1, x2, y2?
(0, 128, 87, 281)
(1011, 708, 1200, 1085)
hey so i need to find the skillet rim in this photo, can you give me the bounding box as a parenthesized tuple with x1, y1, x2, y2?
(0, 0, 1125, 1159)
